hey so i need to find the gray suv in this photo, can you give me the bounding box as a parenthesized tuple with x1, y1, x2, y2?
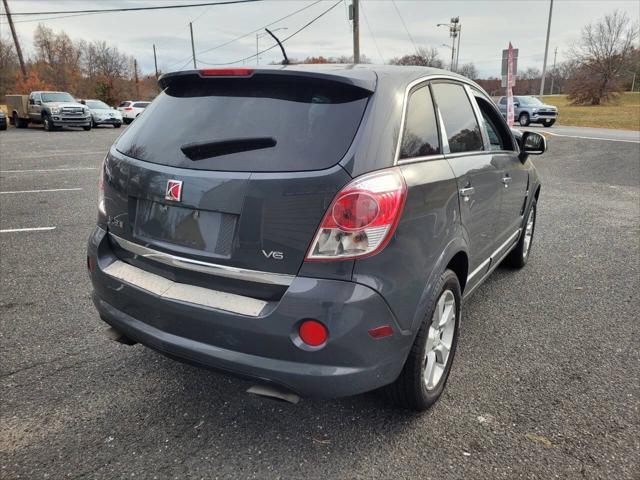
(88, 65, 545, 410)
(498, 95, 558, 127)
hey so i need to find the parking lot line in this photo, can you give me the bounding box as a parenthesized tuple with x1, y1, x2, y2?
(0, 227, 56, 233)
(0, 188, 83, 195)
(0, 167, 98, 174)
(10, 151, 106, 160)
(545, 132, 640, 143)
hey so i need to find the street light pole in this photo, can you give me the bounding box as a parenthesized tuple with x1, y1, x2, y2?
(437, 17, 460, 72)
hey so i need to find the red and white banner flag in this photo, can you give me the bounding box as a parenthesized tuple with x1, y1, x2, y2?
(506, 42, 515, 127)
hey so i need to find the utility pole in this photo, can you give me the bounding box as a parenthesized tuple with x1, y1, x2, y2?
(134, 59, 139, 98)
(190, 22, 197, 68)
(2, 0, 27, 81)
(153, 44, 158, 79)
(539, 0, 554, 96)
(455, 23, 462, 72)
(549, 47, 558, 94)
(352, 0, 360, 64)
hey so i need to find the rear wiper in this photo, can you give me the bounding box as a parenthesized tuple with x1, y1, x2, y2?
(181, 137, 276, 160)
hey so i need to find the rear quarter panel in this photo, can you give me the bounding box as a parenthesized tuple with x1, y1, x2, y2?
(351, 160, 463, 332)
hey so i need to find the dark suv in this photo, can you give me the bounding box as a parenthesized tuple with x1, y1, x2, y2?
(88, 65, 545, 410)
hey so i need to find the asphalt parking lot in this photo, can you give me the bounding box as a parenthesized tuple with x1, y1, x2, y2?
(1, 124, 638, 479)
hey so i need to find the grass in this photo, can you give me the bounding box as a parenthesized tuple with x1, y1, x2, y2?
(541, 92, 640, 130)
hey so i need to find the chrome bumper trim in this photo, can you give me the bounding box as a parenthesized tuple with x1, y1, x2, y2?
(103, 260, 267, 317)
(109, 234, 295, 286)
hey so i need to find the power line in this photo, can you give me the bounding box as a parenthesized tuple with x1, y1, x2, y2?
(390, 0, 418, 55)
(0, 0, 261, 16)
(165, 0, 323, 70)
(199, 0, 342, 66)
(360, 0, 384, 64)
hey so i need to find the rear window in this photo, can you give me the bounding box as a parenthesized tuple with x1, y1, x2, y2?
(133, 102, 150, 108)
(431, 83, 483, 154)
(119, 101, 130, 107)
(116, 75, 370, 172)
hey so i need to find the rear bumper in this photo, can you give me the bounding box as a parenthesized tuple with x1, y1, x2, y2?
(94, 117, 122, 125)
(88, 227, 411, 398)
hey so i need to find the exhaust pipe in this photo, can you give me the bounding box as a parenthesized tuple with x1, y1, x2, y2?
(103, 326, 137, 346)
(247, 384, 300, 404)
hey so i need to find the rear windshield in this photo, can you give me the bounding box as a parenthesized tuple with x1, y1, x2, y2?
(115, 75, 370, 172)
(132, 102, 150, 108)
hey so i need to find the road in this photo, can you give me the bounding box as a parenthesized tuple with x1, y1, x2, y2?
(1, 125, 638, 479)
(524, 124, 640, 143)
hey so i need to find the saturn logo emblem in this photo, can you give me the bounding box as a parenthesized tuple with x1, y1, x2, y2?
(165, 180, 183, 202)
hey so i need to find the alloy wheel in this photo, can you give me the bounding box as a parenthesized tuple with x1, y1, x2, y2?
(424, 290, 456, 391)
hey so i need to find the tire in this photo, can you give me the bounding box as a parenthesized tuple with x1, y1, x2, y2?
(43, 114, 55, 132)
(0, 122, 6, 131)
(92, 119, 98, 128)
(504, 199, 537, 268)
(13, 113, 27, 128)
(83, 124, 92, 131)
(519, 113, 530, 127)
(543, 120, 555, 127)
(385, 269, 461, 411)
(124, 118, 132, 125)
(114, 123, 121, 128)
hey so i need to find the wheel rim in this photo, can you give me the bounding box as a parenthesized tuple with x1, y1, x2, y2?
(523, 206, 535, 258)
(44, 118, 49, 129)
(424, 289, 456, 391)
(520, 115, 527, 126)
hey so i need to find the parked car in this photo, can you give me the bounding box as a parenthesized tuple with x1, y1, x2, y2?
(0, 111, 7, 131)
(6, 91, 91, 131)
(117, 100, 150, 124)
(88, 65, 545, 410)
(82, 99, 123, 128)
(497, 95, 558, 127)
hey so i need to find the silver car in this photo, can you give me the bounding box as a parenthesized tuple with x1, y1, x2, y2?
(84, 100, 123, 128)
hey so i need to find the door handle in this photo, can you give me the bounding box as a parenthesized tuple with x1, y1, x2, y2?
(460, 187, 475, 202)
(501, 176, 512, 186)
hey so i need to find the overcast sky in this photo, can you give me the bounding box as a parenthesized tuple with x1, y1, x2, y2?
(2, 0, 639, 77)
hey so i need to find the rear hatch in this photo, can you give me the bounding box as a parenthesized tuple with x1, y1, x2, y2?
(101, 68, 375, 299)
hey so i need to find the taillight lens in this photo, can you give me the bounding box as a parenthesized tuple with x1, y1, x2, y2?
(124, 107, 133, 111)
(306, 168, 407, 261)
(98, 158, 106, 216)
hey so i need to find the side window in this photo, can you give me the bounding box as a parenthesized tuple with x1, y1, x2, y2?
(399, 85, 440, 159)
(475, 95, 515, 151)
(119, 101, 129, 107)
(431, 83, 483, 154)
(499, 97, 507, 105)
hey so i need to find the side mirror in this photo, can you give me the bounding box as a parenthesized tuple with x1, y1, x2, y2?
(29, 98, 34, 105)
(514, 102, 520, 108)
(519, 131, 546, 162)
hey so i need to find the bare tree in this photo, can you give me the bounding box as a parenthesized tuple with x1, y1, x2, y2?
(568, 10, 639, 104)
(390, 47, 443, 68)
(0, 38, 19, 97)
(458, 62, 478, 80)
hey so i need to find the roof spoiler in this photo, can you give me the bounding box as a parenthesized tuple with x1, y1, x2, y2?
(158, 68, 377, 93)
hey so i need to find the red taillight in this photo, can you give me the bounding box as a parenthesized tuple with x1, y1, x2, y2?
(306, 168, 407, 261)
(298, 320, 327, 347)
(200, 68, 253, 77)
(124, 107, 133, 111)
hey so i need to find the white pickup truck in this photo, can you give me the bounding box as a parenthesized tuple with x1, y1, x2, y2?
(7, 91, 92, 131)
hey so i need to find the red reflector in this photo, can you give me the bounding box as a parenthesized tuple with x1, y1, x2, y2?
(299, 320, 327, 347)
(368, 325, 393, 339)
(200, 68, 253, 77)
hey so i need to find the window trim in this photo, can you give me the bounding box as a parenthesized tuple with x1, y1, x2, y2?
(394, 74, 500, 165)
(472, 87, 518, 152)
(396, 81, 443, 164)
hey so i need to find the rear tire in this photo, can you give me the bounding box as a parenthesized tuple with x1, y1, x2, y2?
(504, 199, 537, 268)
(114, 123, 121, 128)
(124, 118, 132, 125)
(385, 269, 461, 411)
(13, 113, 27, 128)
(519, 113, 530, 127)
(543, 120, 555, 127)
